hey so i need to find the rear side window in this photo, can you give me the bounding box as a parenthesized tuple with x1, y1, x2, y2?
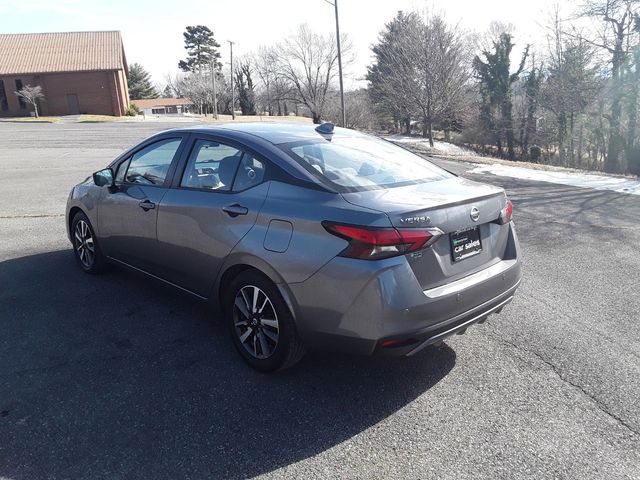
(180, 139, 266, 192)
(181, 139, 243, 191)
(281, 135, 452, 190)
(124, 138, 182, 185)
(232, 154, 265, 192)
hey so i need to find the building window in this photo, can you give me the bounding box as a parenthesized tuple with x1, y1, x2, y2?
(151, 108, 166, 114)
(15, 79, 26, 108)
(0, 80, 8, 111)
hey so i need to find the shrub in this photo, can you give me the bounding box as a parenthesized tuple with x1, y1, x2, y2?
(628, 146, 640, 176)
(125, 104, 140, 116)
(529, 145, 542, 162)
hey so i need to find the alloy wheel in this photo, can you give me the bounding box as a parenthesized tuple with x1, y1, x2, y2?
(74, 219, 95, 268)
(233, 285, 280, 359)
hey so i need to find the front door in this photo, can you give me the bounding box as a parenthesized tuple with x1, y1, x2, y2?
(98, 137, 186, 273)
(66, 94, 80, 114)
(156, 137, 270, 296)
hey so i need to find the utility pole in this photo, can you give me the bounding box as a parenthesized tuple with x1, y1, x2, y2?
(323, 0, 346, 127)
(228, 40, 235, 120)
(334, 0, 346, 127)
(210, 60, 218, 120)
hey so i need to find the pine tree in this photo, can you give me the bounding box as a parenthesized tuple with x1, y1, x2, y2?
(178, 25, 222, 73)
(128, 63, 158, 100)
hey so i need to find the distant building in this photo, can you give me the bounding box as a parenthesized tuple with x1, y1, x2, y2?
(132, 98, 194, 116)
(0, 31, 130, 117)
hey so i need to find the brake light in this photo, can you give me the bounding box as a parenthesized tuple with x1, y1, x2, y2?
(497, 200, 513, 225)
(322, 221, 443, 260)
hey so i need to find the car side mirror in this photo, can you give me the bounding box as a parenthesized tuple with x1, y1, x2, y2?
(93, 168, 114, 188)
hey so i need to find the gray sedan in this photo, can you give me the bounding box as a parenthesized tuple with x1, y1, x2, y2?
(66, 123, 522, 371)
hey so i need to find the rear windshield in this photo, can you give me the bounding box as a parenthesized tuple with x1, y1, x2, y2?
(278, 134, 453, 191)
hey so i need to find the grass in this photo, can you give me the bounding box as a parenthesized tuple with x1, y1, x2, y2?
(77, 114, 142, 123)
(0, 116, 60, 123)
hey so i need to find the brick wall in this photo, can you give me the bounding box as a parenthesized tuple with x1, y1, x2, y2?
(0, 70, 129, 117)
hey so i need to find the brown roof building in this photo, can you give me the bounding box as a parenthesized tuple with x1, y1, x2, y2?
(0, 31, 130, 117)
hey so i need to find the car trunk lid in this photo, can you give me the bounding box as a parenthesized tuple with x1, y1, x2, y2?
(340, 177, 511, 290)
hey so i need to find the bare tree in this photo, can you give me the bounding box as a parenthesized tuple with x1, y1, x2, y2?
(15, 85, 44, 118)
(578, 0, 640, 172)
(534, 9, 603, 167)
(276, 24, 348, 123)
(406, 14, 472, 146)
(325, 89, 376, 129)
(164, 73, 187, 98)
(181, 74, 209, 115)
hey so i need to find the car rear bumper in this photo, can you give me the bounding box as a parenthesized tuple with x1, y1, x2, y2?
(286, 224, 522, 356)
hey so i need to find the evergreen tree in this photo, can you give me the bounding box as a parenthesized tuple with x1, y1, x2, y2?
(128, 63, 158, 100)
(178, 25, 222, 73)
(235, 61, 257, 115)
(162, 85, 174, 98)
(473, 33, 529, 159)
(366, 11, 421, 133)
(518, 65, 542, 160)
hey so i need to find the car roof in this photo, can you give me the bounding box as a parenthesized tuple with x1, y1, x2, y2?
(171, 122, 366, 145)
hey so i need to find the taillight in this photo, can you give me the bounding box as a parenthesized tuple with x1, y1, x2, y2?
(497, 200, 513, 225)
(322, 221, 443, 260)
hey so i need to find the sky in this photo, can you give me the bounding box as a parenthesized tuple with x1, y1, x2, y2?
(1, 0, 581, 89)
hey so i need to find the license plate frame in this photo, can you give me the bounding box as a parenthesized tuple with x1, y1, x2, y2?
(450, 227, 482, 262)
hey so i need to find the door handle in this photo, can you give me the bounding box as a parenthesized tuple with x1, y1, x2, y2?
(222, 203, 248, 217)
(139, 200, 156, 211)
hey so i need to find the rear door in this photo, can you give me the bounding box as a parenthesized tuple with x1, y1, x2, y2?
(98, 136, 187, 273)
(155, 136, 270, 296)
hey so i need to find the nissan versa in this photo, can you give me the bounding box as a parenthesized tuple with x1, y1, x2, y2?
(66, 123, 522, 371)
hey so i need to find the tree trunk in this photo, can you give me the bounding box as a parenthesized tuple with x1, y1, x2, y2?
(606, 28, 626, 173)
(404, 117, 411, 135)
(558, 113, 567, 165)
(505, 110, 516, 160)
(33, 102, 39, 118)
(626, 51, 639, 160)
(569, 112, 575, 167)
(427, 121, 434, 148)
(312, 112, 321, 124)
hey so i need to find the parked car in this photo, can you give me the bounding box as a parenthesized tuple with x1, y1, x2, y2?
(66, 123, 522, 371)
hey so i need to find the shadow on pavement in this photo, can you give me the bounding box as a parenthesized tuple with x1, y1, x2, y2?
(0, 250, 456, 479)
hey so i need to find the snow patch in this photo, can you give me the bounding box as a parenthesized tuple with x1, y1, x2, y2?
(385, 135, 475, 156)
(469, 163, 640, 196)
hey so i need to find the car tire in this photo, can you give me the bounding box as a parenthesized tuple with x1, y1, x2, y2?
(71, 211, 108, 274)
(226, 270, 306, 372)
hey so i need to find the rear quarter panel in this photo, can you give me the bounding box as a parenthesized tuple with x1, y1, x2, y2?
(222, 181, 392, 286)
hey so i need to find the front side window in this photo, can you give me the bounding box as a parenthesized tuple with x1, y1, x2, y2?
(280, 134, 452, 191)
(124, 138, 182, 185)
(114, 157, 131, 183)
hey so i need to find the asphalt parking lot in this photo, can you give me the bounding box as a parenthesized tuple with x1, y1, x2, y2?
(0, 121, 639, 480)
